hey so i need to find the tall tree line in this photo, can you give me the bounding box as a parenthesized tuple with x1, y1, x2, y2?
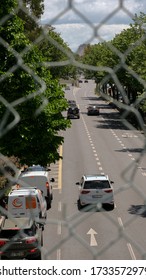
(0, 0, 72, 187)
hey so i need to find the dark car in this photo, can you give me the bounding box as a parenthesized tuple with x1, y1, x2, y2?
(67, 106, 80, 119)
(68, 100, 76, 107)
(87, 105, 100, 116)
(0, 217, 43, 259)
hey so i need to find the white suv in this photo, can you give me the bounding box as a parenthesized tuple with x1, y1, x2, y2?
(76, 174, 114, 210)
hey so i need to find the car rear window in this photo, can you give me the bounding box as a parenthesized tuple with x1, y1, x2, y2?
(84, 180, 111, 189)
(27, 166, 45, 171)
(0, 225, 36, 239)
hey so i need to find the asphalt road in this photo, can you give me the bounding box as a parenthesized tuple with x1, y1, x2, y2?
(43, 80, 146, 260)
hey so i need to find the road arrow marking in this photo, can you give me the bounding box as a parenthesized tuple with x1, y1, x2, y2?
(87, 228, 98, 246)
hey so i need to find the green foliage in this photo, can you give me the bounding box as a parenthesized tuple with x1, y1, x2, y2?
(37, 26, 77, 79)
(0, 0, 71, 168)
(23, 0, 44, 18)
(81, 12, 146, 107)
(17, 0, 45, 37)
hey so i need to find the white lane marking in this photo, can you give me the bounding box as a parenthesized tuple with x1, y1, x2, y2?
(111, 129, 139, 164)
(99, 167, 103, 171)
(118, 217, 124, 228)
(117, 217, 136, 259)
(81, 113, 104, 172)
(58, 201, 62, 212)
(121, 143, 125, 147)
(87, 228, 98, 246)
(57, 249, 61, 260)
(57, 223, 62, 235)
(127, 243, 136, 260)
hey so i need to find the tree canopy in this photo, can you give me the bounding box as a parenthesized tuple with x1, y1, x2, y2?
(0, 0, 71, 167)
(81, 12, 146, 105)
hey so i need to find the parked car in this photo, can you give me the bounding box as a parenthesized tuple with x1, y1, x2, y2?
(76, 174, 114, 210)
(84, 80, 88, 83)
(0, 217, 43, 259)
(87, 105, 100, 115)
(67, 106, 80, 119)
(18, 165, 54, 210)
(7, 188, 47, 220)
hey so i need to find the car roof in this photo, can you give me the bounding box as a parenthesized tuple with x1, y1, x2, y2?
(83, 174, 109, 181)
(20, 170, 48, 177)
(27, 165, 46, 171)
(18, 170, 50, 180)
(68, 100, 76, 103)
(2, 217, 33, 230)
(21, 164, 50, 173)
(9, 188, 40, 196)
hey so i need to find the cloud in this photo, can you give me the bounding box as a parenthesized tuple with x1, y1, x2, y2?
(41, 0, 146, 52)
(53, 23, 129, 52)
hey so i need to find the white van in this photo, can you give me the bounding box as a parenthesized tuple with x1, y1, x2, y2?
(7, 188, 47, 221)
(18, 165, 55, 210)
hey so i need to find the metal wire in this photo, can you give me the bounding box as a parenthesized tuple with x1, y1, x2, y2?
(0, 0, 146, 260)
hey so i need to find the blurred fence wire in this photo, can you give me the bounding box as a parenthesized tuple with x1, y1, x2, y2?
(0, 0, 146, 260)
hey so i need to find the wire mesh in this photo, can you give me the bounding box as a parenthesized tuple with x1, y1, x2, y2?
(0, 0, 146, 260)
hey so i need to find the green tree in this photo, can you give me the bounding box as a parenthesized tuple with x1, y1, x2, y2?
(81, 13, 146, 104)
(17, 0, 44, 39)
(18, 2, 77, 80)
(37, 25, 77, 80)
(0, 0, 70, 167)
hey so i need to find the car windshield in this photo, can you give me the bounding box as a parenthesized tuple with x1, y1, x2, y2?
(68, 107, 78, 112)
(84, 180, 110, 189)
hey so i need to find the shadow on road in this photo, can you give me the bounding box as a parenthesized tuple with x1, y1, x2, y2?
(77, 201, 114, 212)
(115, 148, 143, 153)
(128, 204, 146, 218)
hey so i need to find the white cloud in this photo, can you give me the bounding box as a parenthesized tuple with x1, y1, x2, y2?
(53, 23, 129, 52)
(41, 0, 146, 52)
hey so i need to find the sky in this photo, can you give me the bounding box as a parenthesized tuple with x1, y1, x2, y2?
(40, 0, 146, 52)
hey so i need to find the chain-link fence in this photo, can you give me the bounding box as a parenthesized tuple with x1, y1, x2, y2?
(0, 0, 146, 260)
